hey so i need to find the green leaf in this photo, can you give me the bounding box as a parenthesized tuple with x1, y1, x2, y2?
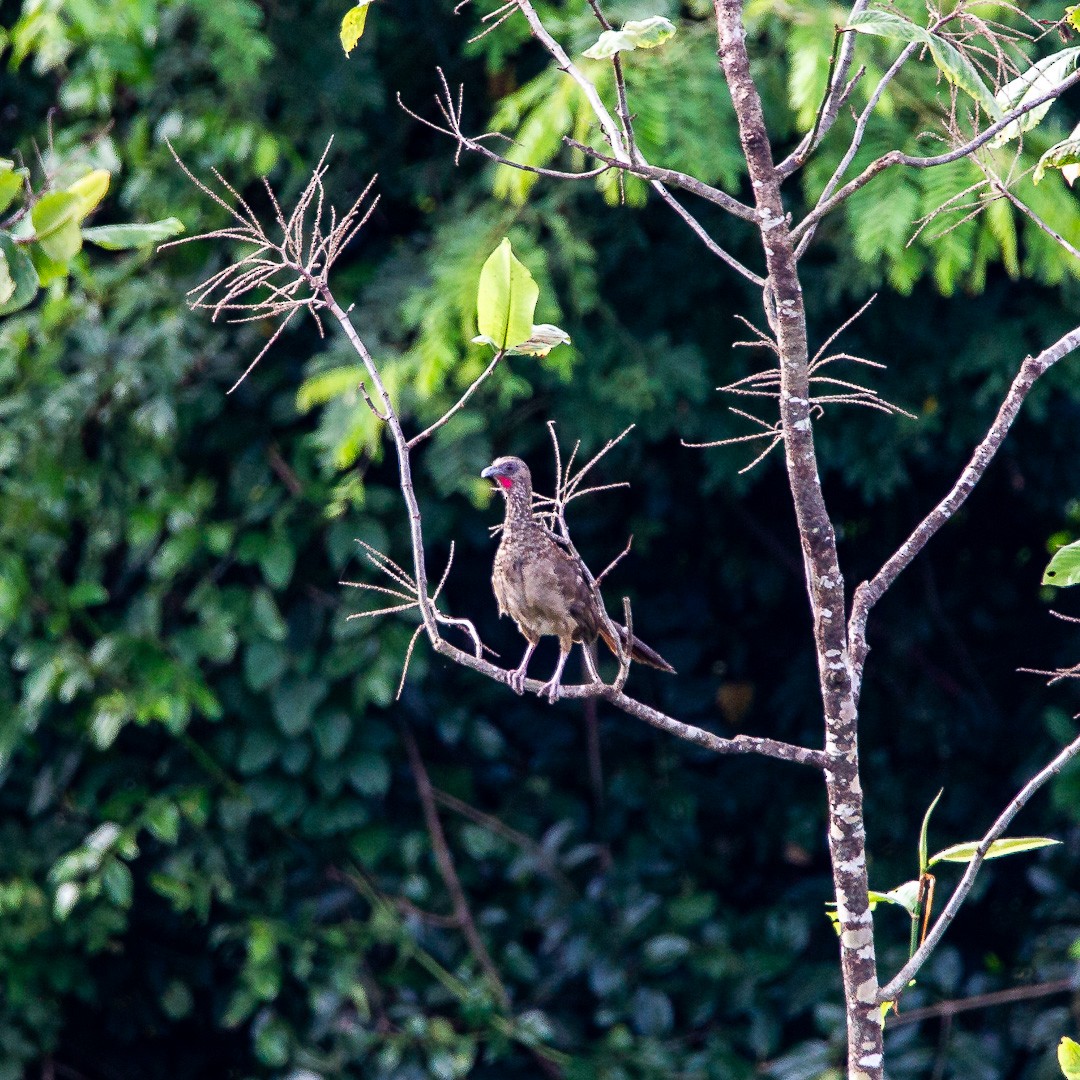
(102, 858, 133, 907)
(583, 16, 676, 60)
(991, 48, 1080, 148)
(340, 2, 372, 56)
(0, 161, 25, 217)
(928, 38, 1000, 118)
(0, 233, 37, 315)
(1044, 539, 1080, 587)
(1034, 124, 1080, 185)
(508, 323, 571, 357)
(929, 836, 1060, 865)
(1060, 1036, 1080, 1080)
(81, 217, 185, 249)
(919, 788, 943, 874)
(1070, 7, 1080, 34)
(31, 191, 82, 263)
(476, 238, 539, 351)
(66, 169, 111, 219)
(845, 10, 930, 45)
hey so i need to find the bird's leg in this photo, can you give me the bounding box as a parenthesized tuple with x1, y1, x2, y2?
(582, 643, 604, 686)
(507, 641, 536, 695)
(539, 647, 571, 704)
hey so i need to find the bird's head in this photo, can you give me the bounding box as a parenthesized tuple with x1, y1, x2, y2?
(481, 455, 531, 494)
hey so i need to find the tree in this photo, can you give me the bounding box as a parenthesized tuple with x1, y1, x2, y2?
(172, 1, 1080, 1076)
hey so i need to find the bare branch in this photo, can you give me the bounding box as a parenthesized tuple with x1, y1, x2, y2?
(401, 723, 512, 1009)
(408, 350, 505, 449)
(849, 324, 1080, 683)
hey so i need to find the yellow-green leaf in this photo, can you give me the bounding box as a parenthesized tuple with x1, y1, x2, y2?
(928, 836, 1060, 866)
(0, 160, 25, 217)
(1060, 1036, 1080, 1080)
(67, 168, 111, 219)
(340, 2, 372, 56)
(31, 191, 83, 263)
(583, 15, 675, 59)
(476, 238, 539, 352)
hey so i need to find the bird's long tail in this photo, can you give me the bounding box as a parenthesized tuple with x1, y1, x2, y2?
(597, 622, 676, 674)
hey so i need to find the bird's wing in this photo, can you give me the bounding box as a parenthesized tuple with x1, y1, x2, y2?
(522, 535, 604, 640)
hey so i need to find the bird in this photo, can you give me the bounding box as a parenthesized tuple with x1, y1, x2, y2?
(480, 455, 676, 703)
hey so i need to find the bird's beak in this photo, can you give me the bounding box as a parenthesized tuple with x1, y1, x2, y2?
(481, 464, 501, 480)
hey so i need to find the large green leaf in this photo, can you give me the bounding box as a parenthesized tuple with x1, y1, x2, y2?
(1044, 539, 1080, 587)
(929, 836, 1060, 865)
(928, 38, 1000, 118)
(31, 191, 82, 262)
(845, 10, 930, 45)
(475, 237, 539, 351)
(0, 232, 39, 315)
(82, 217, 185, 249)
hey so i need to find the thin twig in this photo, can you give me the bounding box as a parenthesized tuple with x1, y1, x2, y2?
(401, 722, 512, 1010)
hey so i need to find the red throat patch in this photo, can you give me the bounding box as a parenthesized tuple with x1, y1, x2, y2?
(497, 475, 513, 490)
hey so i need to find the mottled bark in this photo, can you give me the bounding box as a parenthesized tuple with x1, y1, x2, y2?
(712, 4, 882, 1076)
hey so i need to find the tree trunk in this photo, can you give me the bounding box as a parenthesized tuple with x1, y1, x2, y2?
(711, 4, 883, 1076)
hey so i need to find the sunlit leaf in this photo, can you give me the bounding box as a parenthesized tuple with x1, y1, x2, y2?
(82, 217, 185, 249)
(1044, 539, 1080, 587)
(476, 237, 538, 351)
(929, 836, 1060, 865)
(340, 1, 372, 56)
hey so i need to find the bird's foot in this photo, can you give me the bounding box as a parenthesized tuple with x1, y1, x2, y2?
(537, 678, 561, 704)
(506, 668, 527, 695)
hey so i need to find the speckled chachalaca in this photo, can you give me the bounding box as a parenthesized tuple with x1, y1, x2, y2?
(481, 455, 675, 703)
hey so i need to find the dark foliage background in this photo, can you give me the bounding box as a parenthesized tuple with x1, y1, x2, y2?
(2, 0, 1080, 1077)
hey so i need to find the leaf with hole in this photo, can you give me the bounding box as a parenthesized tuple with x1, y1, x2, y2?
(340, 1, 372, 56)
(1044, 539, 1080, 587)
(476, 238, 539, 351)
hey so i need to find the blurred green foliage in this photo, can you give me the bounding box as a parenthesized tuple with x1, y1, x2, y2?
(2, 0, 1080, 1077)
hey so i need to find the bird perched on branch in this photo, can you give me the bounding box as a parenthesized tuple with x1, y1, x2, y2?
(481, 455, 675, 703)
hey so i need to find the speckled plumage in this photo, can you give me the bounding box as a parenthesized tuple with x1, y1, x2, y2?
(481, 456, 675, 702)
